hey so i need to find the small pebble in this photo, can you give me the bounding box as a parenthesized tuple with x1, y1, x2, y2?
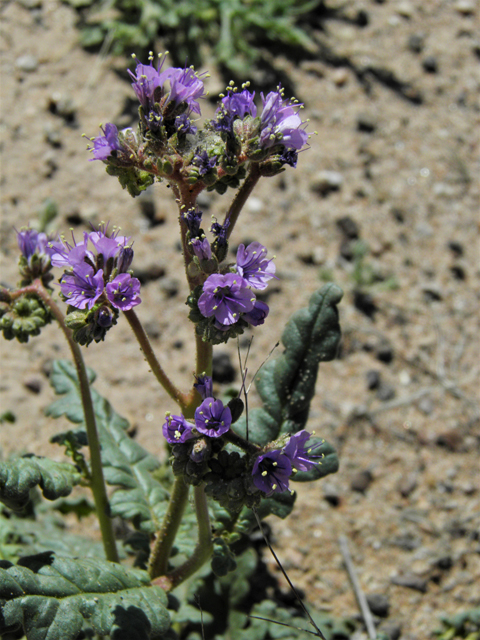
(366, 593, 390, 617)
(16, 55, 39, 72)
(246, 197, 263, 213)
(455, 0, 476, 15)
(196, 191, 211, 209)
(407, 33, 425, 53)
(366, 370, 381, 390)
(336, 215, 360, 239)
(398, 472, 418, 498)
(379, 620, 402, 640)
(391, 572, 428, 592)
(311, 171, 344, 196)
(332, 68, 349, 86)
(350, 469, 373, 493)
(422, 56, 438, 73)
(353, 290, 378, 319)
(396, 1, 414, 17)
(134, 264, 166, 284)
(212, 352, 236, 383)
(159, 277, 179, 298)
(23, 377, 42, 394)
(418, 396, 434, 415)
(376, 344, 394, 364)
(356, 113, 377, 133)
(377, 383, 396, 402)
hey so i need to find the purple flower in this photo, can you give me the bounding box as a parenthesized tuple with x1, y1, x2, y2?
(243, 300, 269, 326)
(193, 374, 213, 400)
(259, 90, 308, 151)
(89, 123, 123, 161)
(49, 232, 92, 270)
(163, 413, 195, 443)
(236, 242, 275, 290)
(96, 306, 114, 328)
(184, 207, 203, 236)
(17, 228, 54, 262)
(279, 148, 299, 168)
(192, 149, 217, 176)
(214, 88, 257, 133)
(190, 237, 212, 261)
(283, 430, 324, 472)
(163, 66, 206, 115)
(198, 273, 255, 326)
(175, 113, 197, 135)
(60, 263, 105, 310)
(128, 58, 166, 111)
(195, 397, 232, 438)
(190, 437, 211, 463)
(106, 273, 141, 310)
(116, 246, 134, 273)
(252, 449, 292, 495)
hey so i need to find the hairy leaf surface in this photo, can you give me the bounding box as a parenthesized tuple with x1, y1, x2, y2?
(0, 552, 169, 640)
(0, 455, 81, 511)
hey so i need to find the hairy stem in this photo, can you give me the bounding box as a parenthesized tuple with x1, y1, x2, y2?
(148, 477, 190, 579)
(224, 163, 262, 240)
(224, 427, 261, 455)
(16, 282, 119, 563)
(123, 308, 188, 410)
(152, 484, 213, 591)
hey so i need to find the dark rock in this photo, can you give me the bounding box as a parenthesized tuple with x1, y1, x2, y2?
(356, 114, 377, 133)
(377, 383, 396, 402)
(447, 240, 464, 257)
(379, 620, 402, 640)
(48, 92, 77, 126)
(366, 370, 381, 390)
(366, 593, 390, 617)
(311, 171, 344, 196)
(23, 377, 42, 394)
(339, 238, 356, 261)
(323, 483, 341, 507)
(422, 56, 439, 73)
(398, 472, 417, 498)
(436, 430, 464, 451)
(336, 215, 360, 239)
(212, 352, 236, 383)
(353, 290, 378, 319)
(376, 344, 394, 364)
(134, 264, 166, 284)
(172, 340, 183, 350)
(160, 277, 180, 298)
(391, 572, 428, 592)
(422, 284, 443, 302)
(434, 555, 453, 571)
(138, 195, 164, 227)
(391, 208, 405, 223)
(407, 33, 425, 53)
(350, 469, 373, 493)
(450, 265, 466, 280)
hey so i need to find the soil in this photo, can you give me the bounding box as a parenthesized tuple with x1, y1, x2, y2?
(1, 1, 479, 638)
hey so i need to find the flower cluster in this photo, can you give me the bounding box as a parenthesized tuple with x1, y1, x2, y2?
(251, 430, 324, 496)
(188, 240, 274, 343)
(16, 227, 56, 287)
(48, 224, 141, 345)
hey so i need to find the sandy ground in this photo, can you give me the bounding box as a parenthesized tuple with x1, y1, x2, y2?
(1, 1, 479, 638)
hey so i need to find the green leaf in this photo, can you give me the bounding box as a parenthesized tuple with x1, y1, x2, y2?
(0, 455, 81, 511)
(0, 552, 170, 640)
(45, 359, 96, 424)
(46, 360, 171, 535)
(235, 284, 343, 445)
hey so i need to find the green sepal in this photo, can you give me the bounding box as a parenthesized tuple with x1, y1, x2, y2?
(0, 455, 82, 512)
(0, 295, 52, 343)
(0, 552, 170, 640)
(211, 537, 237, 577)
(106, 165, 155, 197)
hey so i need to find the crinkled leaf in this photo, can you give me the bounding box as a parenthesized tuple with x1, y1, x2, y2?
(0, 455, 81, 511)
(235, 284, 343, 446)
(0, 552, 170, 640)
(45, 360, 96, 424)
(46, 360, 170, 535)
(0, 508, 108, 563)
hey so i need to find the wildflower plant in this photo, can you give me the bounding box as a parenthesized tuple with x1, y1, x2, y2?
(0, 53, 343, 640)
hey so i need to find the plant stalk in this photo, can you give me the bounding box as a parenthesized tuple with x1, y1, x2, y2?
(18, 282, 119, 563)
(123, 308, 188, 410)
(148, 476, 190, 579)
(224, 163, 262, 240)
